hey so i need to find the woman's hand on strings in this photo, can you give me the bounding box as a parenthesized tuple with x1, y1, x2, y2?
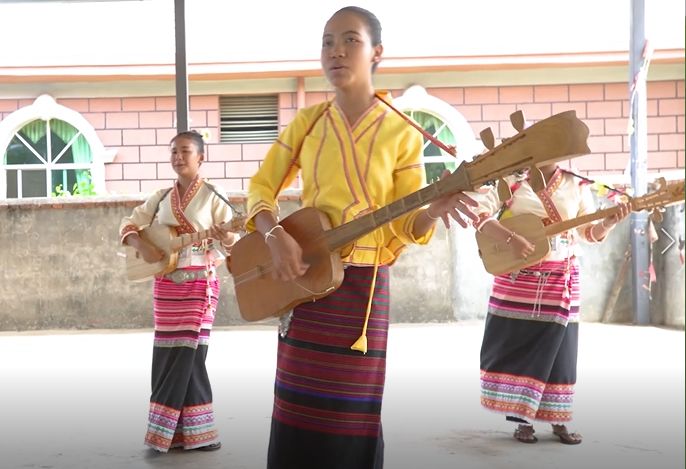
(265, 228, 310, 281)
(127, 234, 165, 263)
(601, 202, 631, 229)
(511, 234, 536, 259)
(427, 170, 479, 229)
(210, 224, 237, 247)
(481, 219, 535, 260)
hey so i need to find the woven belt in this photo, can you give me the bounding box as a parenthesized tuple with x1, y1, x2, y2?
(165, 269, 209, 284)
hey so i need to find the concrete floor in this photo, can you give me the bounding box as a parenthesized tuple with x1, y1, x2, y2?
(0, 322, 683, 469)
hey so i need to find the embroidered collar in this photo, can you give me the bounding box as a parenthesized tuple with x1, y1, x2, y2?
(533, 167, 564, 223)
(171, 177, 203, 234)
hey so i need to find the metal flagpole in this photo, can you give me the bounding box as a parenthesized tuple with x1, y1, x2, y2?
(174, 0, 189, 133)
(629, 0, 651, 324)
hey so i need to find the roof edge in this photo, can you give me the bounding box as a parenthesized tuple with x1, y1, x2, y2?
(0, 49, 683, 83)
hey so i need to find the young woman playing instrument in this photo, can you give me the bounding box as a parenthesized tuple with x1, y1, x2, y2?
(473, 162, 630, 445)
(119, 130, 239, 453)
(245, 6, 477, 468)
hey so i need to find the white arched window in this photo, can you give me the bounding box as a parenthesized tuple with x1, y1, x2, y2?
(0, 94, 112, 198)
(394, 85, 482, 184)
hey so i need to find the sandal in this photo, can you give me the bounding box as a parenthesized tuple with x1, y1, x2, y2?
(513, 424, 538, 443)
(552, 424, 583, 445)
(193, 442, 222, 451)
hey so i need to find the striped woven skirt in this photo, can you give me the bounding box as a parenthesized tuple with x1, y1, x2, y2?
(480, 259, 580, 424)
(144, 267, 221, 452)
(267, 265, 390, 469)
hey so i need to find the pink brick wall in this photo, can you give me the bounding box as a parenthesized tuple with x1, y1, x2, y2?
(423, 81, 684, 180)
(0, 81, 683, 195)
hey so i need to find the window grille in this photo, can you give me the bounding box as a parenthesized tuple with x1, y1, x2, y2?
(220, 95, 278, 144)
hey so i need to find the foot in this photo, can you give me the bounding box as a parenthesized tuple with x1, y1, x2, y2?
(513, 424, 538, 443)
(552, 424, 582, 445)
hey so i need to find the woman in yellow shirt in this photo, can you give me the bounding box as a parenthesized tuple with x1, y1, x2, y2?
(246, 6, 477, 468)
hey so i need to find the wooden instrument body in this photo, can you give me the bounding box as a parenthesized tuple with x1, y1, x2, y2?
(476, 214, 551, 276)
(124, 222, 180, 282)
(123, 216, 245, 282)
(476, 178, 685, 275)
(230, 207, 345, 321)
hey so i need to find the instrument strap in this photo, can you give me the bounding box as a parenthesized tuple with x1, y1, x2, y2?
(559, 168, 629, 197)
(204, 181, 244, 215)
(149, 187, 172, 225)
(374, 92, 457, 157)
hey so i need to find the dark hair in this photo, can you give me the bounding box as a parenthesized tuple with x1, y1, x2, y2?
(335, 6, 382, 46)
(170, 130, 204, 154)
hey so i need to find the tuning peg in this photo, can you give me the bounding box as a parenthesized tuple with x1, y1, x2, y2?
(497, 178, 512, 203)
(480, 127, 495, 150)
(650, 208, 664, 224)
(655, 177, 667, 190)
(510, 110, 525, 132)
(528, 166, 546, 192)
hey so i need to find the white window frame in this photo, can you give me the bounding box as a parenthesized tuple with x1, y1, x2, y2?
(394, 85, 483, 168)
(0, 94, 113, 198)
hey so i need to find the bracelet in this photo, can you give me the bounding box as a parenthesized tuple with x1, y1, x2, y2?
(587, 224, 600, 243)
(264, 224, 285, 241)
(426, 208, 440, 221)
(505, 232, 516, 244)
(221, 235, 236, 248)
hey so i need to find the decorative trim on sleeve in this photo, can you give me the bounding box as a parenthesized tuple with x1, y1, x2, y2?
(120, 224, 139, 244)
(393, 162, 423, 175)
(275, 139, 293, 153)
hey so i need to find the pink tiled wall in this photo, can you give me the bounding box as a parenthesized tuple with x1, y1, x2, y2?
(425, 81, 685, 181)
(0, 80, 683, 195)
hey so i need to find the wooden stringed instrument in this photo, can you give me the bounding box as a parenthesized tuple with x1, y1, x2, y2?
(124, 215, 246, 282)
(230, 110, 592, 321)
(476, 178, 685, 276)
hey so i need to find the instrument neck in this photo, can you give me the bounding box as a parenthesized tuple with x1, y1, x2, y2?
(323, 181, 453, 251)
(544, 205, 620, 238)
(171, 220, 236, 251)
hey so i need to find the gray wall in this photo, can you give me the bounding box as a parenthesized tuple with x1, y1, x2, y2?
(0, 196, 683, 331)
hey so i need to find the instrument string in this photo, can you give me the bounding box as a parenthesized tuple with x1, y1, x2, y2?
(232, 258, 336, 297)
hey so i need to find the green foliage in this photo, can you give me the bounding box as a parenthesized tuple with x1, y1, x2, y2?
(425, 161, 457, 184)
(51, 173, 96, 197)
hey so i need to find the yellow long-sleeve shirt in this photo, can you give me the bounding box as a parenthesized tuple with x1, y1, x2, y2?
(247, 92, 434, 266)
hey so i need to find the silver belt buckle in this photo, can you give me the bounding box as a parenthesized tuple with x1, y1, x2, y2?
(168, 270, 190, 284)
(519, 269, 542, 277)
